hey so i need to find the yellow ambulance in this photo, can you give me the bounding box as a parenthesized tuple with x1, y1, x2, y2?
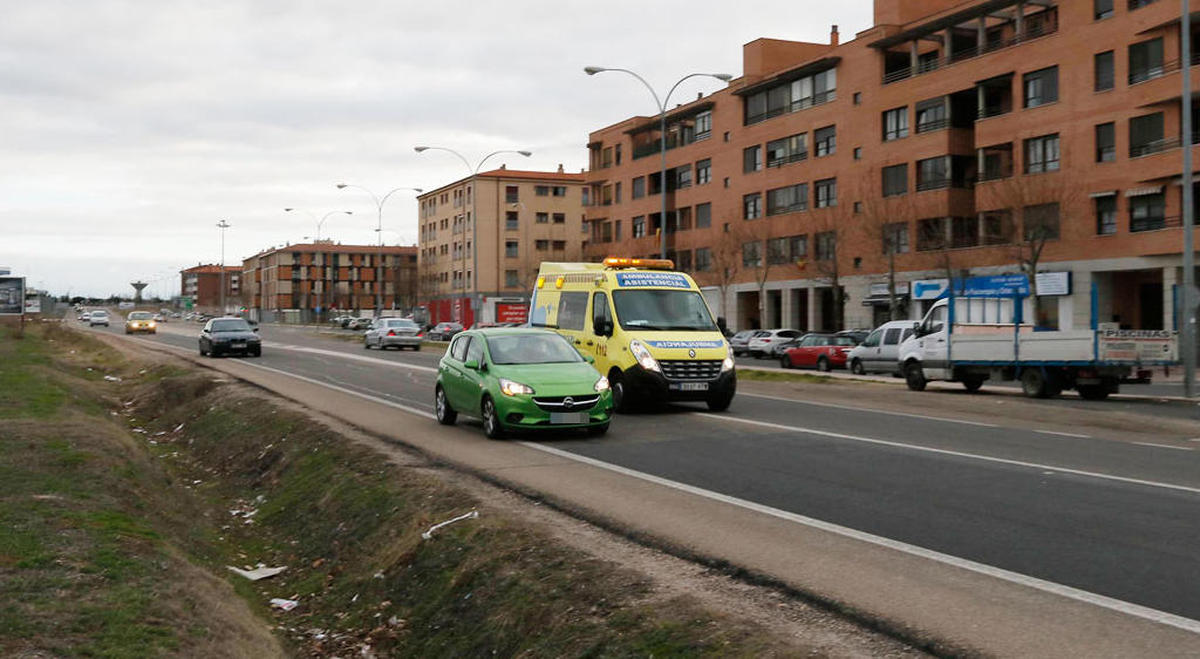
(530, 258, 735, 412)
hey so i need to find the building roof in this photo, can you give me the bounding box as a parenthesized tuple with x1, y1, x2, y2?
(243, 243, 417, 260)
(181, 264, 242, 275)
(418, 168, 586, 199)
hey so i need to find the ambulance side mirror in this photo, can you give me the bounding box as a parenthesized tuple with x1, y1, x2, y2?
(595, 319, 612, 337)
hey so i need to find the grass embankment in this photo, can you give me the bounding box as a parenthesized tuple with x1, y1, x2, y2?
(737, 367, 835, 384)
(2, 324, 784, 656)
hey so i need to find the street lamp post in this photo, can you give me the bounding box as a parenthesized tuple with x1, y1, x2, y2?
(216, 220, 230, 315)
(584, 67, 731, 259)
(414, 146, 532, 326)
(335, 185, 422, 317)
(1181, 0, 1197, 401)
(283, 208, 353, 322)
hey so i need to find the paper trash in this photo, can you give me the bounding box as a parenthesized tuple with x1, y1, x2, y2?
(227, 564, 286, 581)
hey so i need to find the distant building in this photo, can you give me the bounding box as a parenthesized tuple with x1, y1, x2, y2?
(241, 241, 418, 323)
(416, 165, 587, 326)
(180, 264, 241, 313)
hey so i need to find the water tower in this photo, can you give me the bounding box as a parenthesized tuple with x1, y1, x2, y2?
(131, 281, 148, 304)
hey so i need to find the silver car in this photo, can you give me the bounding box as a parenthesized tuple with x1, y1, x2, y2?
(364, 318, 422, 351)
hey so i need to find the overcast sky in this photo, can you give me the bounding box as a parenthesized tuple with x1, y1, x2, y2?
(0, 0, 871, 298)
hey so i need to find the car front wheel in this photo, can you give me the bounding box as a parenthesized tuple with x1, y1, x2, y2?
(904, 362, 927, 391)
(481, 396, 504, 439)
(779, 355, 791, 369)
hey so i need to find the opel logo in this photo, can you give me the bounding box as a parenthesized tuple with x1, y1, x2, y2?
(563, 396, 575, 410)
(688, 349, 696, 358)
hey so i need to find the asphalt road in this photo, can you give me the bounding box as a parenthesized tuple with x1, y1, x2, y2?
(89, 320, 1200, 628)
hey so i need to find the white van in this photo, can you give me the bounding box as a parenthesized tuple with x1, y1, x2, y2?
(847, 320, 917, 375)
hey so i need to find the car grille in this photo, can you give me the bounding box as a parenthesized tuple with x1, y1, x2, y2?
(532, 394, 600, 412)
(659, 360, 723, 381)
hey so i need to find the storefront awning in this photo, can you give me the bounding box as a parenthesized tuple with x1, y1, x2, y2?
(1125, 186, 1164, 197)
(1088, 190, 1117, 198)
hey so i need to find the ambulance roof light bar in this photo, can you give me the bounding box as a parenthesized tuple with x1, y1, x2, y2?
(602, 257, 675, 270)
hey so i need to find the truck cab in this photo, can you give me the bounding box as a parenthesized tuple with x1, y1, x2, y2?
(530, 258, 736, 412)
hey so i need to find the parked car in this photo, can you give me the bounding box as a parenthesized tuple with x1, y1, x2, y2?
(152, 313, 166, 323)
(779, 333, 858, 371)
(364, 318, 422, 350)
(88, 310, 110, 327)
(747, 329, 802, 358)
(198, 317, 261, 357)
(427, 322, 464, 341)
(434, 328, 613, 438)
(124, 311, 157, 334)
(847, 320, 917, 375)
(345, 317, 371, 331)
(729, 330, 765, 356)
(836, 328, 871, 345)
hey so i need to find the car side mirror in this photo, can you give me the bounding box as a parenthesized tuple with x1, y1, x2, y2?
(252, 327, 259, 333)
(463, 359, 479, 370)
(583, 354, 595, 364)
(913, 324, 926, 338)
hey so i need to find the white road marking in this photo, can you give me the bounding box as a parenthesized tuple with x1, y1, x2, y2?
(739, 392, 999, 428)
(518, 441, 1200, 637)
(696, 413, 1200, 497)
(1134, 442, 1194, 452)
(263, 343, 438, 374)
(1036, 430, 1092, 439)
(110, 330, 1200, 635)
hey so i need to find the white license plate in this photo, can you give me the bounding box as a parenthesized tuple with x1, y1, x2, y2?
(674, 382, 709, 391)
(550, 412, 589, 424)
(231, 342, 246, 348)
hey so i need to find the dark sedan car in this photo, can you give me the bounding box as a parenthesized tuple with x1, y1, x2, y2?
(199, 317, 262, 357)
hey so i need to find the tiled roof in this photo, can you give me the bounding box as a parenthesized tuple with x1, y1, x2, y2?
(475, 169, 586, 182)
(242, 243, 418, 260)
(181, 264, 242, 274)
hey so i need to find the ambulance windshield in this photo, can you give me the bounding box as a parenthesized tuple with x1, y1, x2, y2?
(611, 290, 717, 332)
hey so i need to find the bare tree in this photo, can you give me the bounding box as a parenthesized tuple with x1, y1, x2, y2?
(808, 197, 851, 332)
(855, 176, 918, 322)
(700, 213, 745, 325)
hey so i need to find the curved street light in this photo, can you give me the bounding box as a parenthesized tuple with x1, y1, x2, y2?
(414, 146, 532, 324)
(284, 208, 354, 242)
(334, 184, 423, 316)
(584, 67, 732, 259)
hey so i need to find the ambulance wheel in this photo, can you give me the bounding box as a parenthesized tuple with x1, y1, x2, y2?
(705, 390, 734, 412)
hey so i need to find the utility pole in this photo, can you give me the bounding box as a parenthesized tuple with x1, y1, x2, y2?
(1183, 0, 1196, 400)
(217, 220, 230, 315)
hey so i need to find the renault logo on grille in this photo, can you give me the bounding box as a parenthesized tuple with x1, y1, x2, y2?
(688, 349, 696, 358)
(562, 396, 575, 410)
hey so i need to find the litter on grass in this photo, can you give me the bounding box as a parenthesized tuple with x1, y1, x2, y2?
(103, 375, 121, 382)
(421, 510, 479, 540)
(227, 564, 287, 581)
(270, 598, 299, 611)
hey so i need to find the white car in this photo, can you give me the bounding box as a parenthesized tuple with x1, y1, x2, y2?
(88, 310, 110, 327)
(747, 329, 801, 358)
(729, 330, 765, 356)
(846, 320, 918, 375)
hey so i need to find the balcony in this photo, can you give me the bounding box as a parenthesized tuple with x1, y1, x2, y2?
(1129, 52, 1200, 86)
(1130, 132, 1200, 158)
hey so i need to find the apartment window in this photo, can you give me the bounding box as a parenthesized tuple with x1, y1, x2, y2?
(648, 172, 662, 195)
(917, 218, 947, 251)
(815, 231, 836, 261)
(981, 210, 1015, 245)
(951, 216, 980, 248)
(676, 250, 692, 271)
(632, 216, 646, 238)
(743, 67, 836, 125)
(853, 92, 862, 105)
(505, 211, 519, 230)
(614, 220, 622, 241)
(1096, 122, 1116, 162)
(674, 165, 692, 189)
(766, 133, 808, 167)
(615, 144, 622, 165)
(1094, 51, 1114, 91)
(553, 186, 567, 197)
(696, 202, 712, 228)
(915, 97, 947, 133)
(853, 147, 862, 160)
(767, 237, 790, 264)
(505, 270, 519, 287)
(1095, 195, 1118, 235)
(535, 239, 549, 251)
(766, 183, 808, 215)
(695, 247, 712, 271)
(505, 240, 519, 258)
(1023, 203, 1060, 241)
(695, 159, 711, 185)
(789, 235, 808, 260)
(917, 156, 950, 190)
(552, 240, 566, 250)
(1130, 192, 1166, 232)
(1023, 67, 1058, 108)
(675, 207, 692, 232)
(549, 212, 563, 225)
(615, 182, 622, 203)
(581, 187, 590, 206)
(505, 185, 519, 204)
(1129, 38, 1165, 84)
(882, 164, 908, 197)
(1095, 0, 1113, 19)
(1130, 112, 1165, 157)
(883, 222, 910, 254)
(742, 241, 762, 267)
(536, 212, 549, 224)
(695, 110, 712, 139)
(743, 145, 763, 173)
(882, 107, 908, 141)
(814, 125, 836, 156)
(535, 185, 550, 196)
(744, 192, 763, 219)
(815, 178, 837, 208)
(632, 176, 645, 199)
(1024, 134, 1060, 173)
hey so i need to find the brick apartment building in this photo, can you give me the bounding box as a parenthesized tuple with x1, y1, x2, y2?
(584, 0, 1198, 333)
(241, 241, 418, 323)
(417, 166, 586, 326)
(180, 264, 241, 313)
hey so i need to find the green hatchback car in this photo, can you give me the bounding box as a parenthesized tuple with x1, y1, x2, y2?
(435, 328, 613, 438)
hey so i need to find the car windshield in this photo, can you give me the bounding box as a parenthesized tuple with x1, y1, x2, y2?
(386, 320, 417, 328)
(833, 336, 857, 346)
(128, 312, 152, 320)
(611, 290, 717, 332)
(486, 334, 583, 365)
(211, 319, 251, 332)
(91, 311, 107, 316)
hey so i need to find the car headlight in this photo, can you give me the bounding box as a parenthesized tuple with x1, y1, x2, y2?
(628, 339, 660, 372)
(499, 378, 535, 396)
(148, 321, 156, 327)
(721, 353, 735, 372)
(594, 376, 610, 392)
